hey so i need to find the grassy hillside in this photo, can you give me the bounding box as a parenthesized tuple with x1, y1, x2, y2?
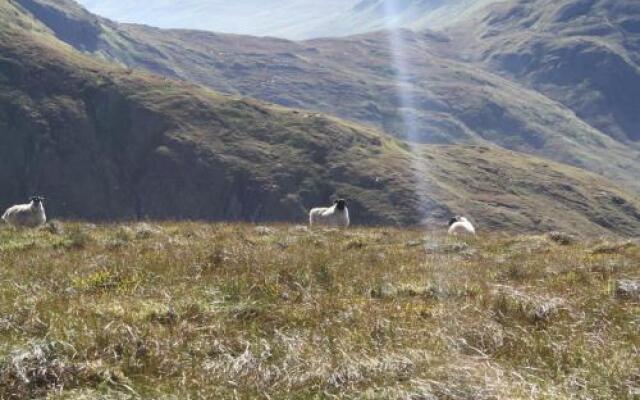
(13, 0, 640, 193)
(3, 0, 640, 234)
(0, 222, 638, 399)
(1, 0, 421, 225)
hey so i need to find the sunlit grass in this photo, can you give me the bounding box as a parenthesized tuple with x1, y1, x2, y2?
(0, 222, 638, 399)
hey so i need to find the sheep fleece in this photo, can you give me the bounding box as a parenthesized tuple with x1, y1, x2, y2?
(309, 206, 350, 227)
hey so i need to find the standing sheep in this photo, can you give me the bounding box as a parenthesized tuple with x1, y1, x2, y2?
(2, 196, 47, 228)
(309, 199, 350, 228)
(448, 216, 475, 236)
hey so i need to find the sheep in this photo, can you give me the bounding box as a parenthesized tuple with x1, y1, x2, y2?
(448, 216, 475, 236)
(2, 196, 47, 229)
(309, 199, 350, 228)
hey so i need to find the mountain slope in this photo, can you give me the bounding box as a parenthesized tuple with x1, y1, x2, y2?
(0, 1, 416, 225)
(2, 0, 640, 234)
(14, 0, 640, 193)
(333, 0, 498, 34)
(448, 0, 640, 143)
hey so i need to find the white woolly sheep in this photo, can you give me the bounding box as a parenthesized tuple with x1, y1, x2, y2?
(309, 199, 350, 228)
(2, 196, 47, 228)
(448, 216, 475, 236)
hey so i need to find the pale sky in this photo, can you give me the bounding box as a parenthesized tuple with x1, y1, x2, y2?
(76, 0, 361, 39)
(75, 0, 492, 39)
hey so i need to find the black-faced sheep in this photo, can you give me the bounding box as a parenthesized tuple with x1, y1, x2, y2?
(309, 199, 350, 228)
(2, 196, 47, 228)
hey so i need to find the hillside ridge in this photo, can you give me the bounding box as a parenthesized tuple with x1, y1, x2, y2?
(1, 0, 640, 234)
(13, 0, 640, 194)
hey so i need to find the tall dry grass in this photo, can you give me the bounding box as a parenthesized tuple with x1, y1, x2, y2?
(0, 222, 638, 399)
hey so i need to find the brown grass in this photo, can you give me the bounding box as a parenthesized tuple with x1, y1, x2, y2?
(0, 222, 638, 399)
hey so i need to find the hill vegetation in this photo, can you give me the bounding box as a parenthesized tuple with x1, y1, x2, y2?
(3, 0, 640, 233)
(13, 0, 640, 193)
(2, 0, 423, 225)
(0, 222, 638, 399)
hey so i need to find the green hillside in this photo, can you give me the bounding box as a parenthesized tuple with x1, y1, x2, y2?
(2, 0, 640, 234)
(13, 0, 640, 193)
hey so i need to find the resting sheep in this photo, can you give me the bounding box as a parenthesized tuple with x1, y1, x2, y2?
(309, 199, 350, 228)
(448, 216, 475, 236)
(2, 196, 47, 228)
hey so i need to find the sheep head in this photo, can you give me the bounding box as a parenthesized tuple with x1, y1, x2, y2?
(334, 199, 347, 211)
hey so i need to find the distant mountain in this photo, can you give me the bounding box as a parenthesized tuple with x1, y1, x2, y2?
(3, 0, 640, 234)
(73, 0, 496, 39)
(14, 0, 640, 194)
(447, 0, 640, 144)
(336, 0, 497, 33)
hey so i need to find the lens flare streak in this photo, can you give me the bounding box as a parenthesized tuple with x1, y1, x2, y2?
(383, 1, 432, 222)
